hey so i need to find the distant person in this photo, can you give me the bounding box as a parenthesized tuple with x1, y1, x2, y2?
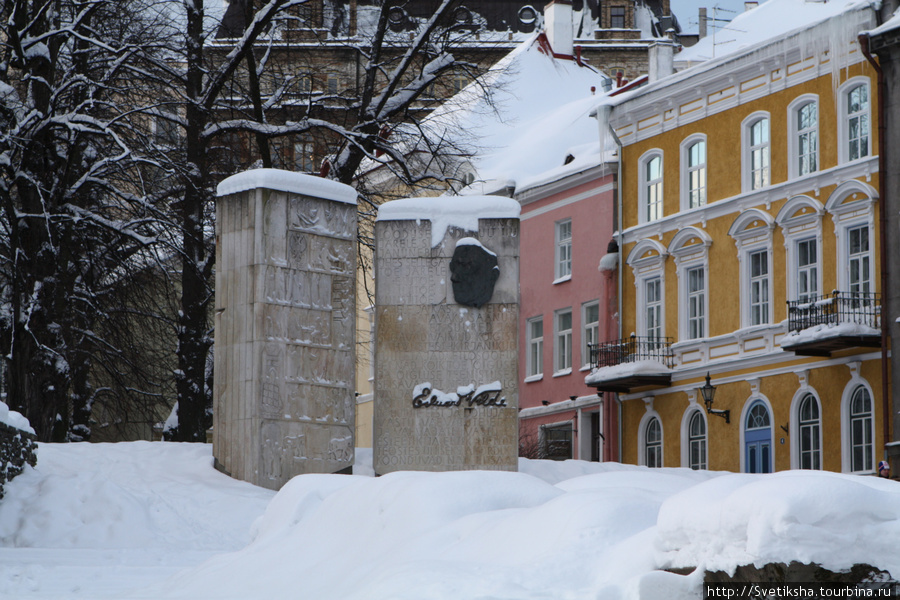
(878, 461, 891, 479)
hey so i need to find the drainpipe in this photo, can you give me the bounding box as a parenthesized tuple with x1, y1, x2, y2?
(858, 32, 891, 458)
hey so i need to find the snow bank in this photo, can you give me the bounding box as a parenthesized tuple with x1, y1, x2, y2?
(216, 168, 358, 204)
(0, 400, 33, 434)
(377, 196, 520, 247)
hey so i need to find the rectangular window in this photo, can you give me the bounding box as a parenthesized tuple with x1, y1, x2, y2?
(582, 302, 599, 368)
(797, 238, 818, 303)
(610, 6, 626, 28)
(749, 250, 769, 325)
(527, 318, 543, 378)
(294, 138, 315, 172)
(750, 118, 770, 190)
(687, 140, 706, 209)
(687, 267, 705, 339)
(645, 277, 662, 340)
(542, 423, 573, 460)
(555, 309, 573, 373)
(849, 225, 871, 297)
(797, 102, 818, 176)
(555, 219, 572, 280)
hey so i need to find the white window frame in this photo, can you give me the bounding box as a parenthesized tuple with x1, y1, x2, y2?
(742, 112, 771, 193)
(838, 77, 872, 164)
(627, 239, 668, 340)
(638, 402, 663, 467)
(788, 95, 819, 179)
(728, 209, 775, 328)
(639, 149, 664, 224)
(525, 316, 544, 381)
(840, 364, 876, 474)
(555, 219, 573, 283)
(826, 181, 877, 295)
(669, 227, 712, 341)
(581, 300, 600, 370)
(790, 386, 823, 470)
(554, 308, 573, 376)
(777, 195, 825, 304)
(681, 398, 708, 470)
(680, 134, 707, 211)
(645, 276, 663, 340)
(739, 392, 775, 474)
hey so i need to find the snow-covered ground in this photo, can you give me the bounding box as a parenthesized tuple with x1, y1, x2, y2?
(1, 442, 898, 600)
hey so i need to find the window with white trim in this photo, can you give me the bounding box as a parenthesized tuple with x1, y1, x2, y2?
(681, 136, 707, 210)
(645, 277, 662, 340)
(645, 417, 662, 468)
(839, 79, 871, 164)
(750, 118, 770, 189)
(827, 182, 877, 302)
(554, 308, 573, 374)
(640, 151, 664, 223)
(849, 224, 871, 297)
(688, 410, 707, 470)
(796, 238, 818, 304)
(798, 393, 822, 470)
(849, 386, 874, 473)
(526, 317, 543, 378)
(581, 301, 599, 369)
(687, 267, 705, 340)
(749, 249, 769, 326)
(789, 97, 818, 178)
(555, 219, 572, 281)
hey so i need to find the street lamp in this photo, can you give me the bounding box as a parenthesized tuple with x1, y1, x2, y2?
(700, 372, 730, 423)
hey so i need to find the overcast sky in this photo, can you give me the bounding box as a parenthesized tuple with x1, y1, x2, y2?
(673, 0, 770, 34)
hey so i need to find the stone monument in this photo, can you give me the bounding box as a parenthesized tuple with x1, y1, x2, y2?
(373, 196, 520, 475)
(213, 169, 357, 490)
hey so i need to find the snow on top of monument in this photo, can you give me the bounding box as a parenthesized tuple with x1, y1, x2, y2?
(377, 196, 520, 247)
(216, 169, 357, 205)
(675, 0, 877, 65)
(412, 33, 613, 193)
(0, 400, 33, 434)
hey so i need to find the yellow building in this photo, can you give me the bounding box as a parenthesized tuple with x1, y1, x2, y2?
(588, 1, 890, 474)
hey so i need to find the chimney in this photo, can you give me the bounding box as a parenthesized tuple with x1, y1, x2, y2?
(544, 0, 574, 57)
(744, 1, 758, 11)
(648, 40, 676, 82)
(699, 7, 707, 38)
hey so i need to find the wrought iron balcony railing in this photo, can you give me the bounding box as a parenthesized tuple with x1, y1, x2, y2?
(786, 291, 881, 333)
(589, 335, 674, 370)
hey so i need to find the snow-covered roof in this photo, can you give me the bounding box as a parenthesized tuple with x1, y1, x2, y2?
(409, 34, 614, 195)
(216, 168, 358, 204)
(866, 5, 900, 37)
(676, 0, 876, 65)
(377, 195, 520, 247)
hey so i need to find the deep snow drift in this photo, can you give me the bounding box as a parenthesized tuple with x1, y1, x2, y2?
(0, 442, 898, 600)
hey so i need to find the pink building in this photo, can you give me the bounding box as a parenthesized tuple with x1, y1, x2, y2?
(516, 164, 619, 461)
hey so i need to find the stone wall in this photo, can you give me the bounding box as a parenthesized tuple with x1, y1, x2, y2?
(0, 421, 37, 499)
(213, 170, 357, 490)
(373, 197, 520, 475)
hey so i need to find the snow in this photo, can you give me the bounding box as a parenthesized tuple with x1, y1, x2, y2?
(598, 251, 619, 272)
(377, 196, 520, 247)
(411, 34, 614, 195)
(783, 321, 880, 345)
(0, 400, 34, 434)
(456, 236, 496, 256)
(585, 358, 672, 386)
(216, 168, 358, 204)
(1, 442, 898, 600)
(676, 0, 876, 65)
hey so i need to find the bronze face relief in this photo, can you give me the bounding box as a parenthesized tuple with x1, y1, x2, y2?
(449, 239, 499, 308)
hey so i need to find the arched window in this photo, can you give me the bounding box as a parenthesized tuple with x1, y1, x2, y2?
(798, 393, 821, 470)
(839, 79, 871, 164)
(645, 417, 662, 468)
(688, 410, 707, 470)
(744, 401, 772, 473)
(746, 116, 770, 191)
(849, 386, 874, 473)
(640, 151, 664, 223)
(789, 97, 818, 178)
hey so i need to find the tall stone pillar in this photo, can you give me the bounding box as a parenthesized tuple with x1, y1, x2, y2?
(373, 197, 520, 475)
(213, 169, 357, 490)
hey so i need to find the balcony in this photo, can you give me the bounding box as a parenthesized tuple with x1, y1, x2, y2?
(782, 291, 882, 356)
(585, 335, 674, 393)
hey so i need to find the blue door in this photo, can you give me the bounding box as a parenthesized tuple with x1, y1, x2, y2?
(744, 401, 772, 474)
